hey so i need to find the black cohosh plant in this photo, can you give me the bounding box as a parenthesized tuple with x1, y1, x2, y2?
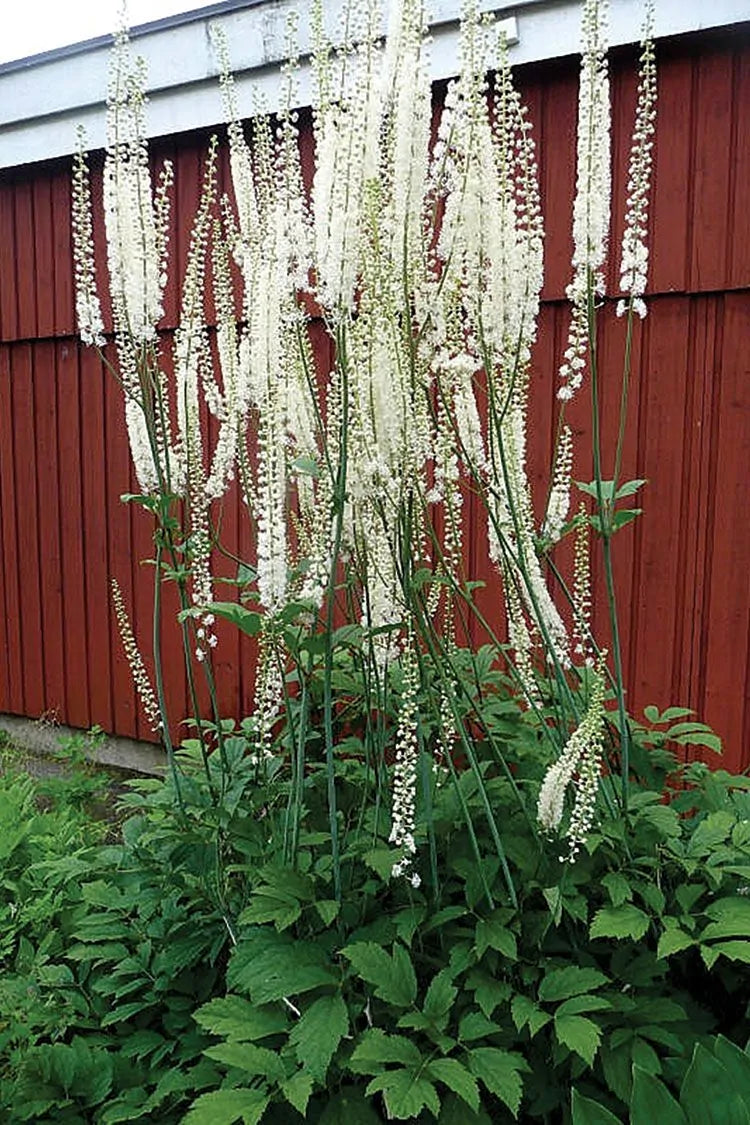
(49, 0, 750, 1118)
(70, 0, 665, 906)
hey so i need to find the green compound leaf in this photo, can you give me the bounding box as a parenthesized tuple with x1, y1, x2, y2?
(422, 970, 457, 1028)
(203, 1042, 285, 1083)
(554, 1013, 602, 1066)
(182, 1088, 270, 1125)
(427, 1058, 480, 1112)
(475, 916, 518, 961)
(510, 995, 551, 1037)
(657, 926, 695, 960)
(289, 993, 349, 1082)
(227, 930, 337, 1004)
(349, 1029, 423, 1074)
(193, 996, 288, 1042)
(538, 966, 609, 1003)
(366, 1070, 440, 1120)
(342, 941, 417, 1007)
(467, 1047, 526, 1118)
(280, 1071, 315, 1117)
(590, 904, 650, 942)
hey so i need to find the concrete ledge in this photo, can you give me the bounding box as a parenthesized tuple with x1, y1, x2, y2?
(0, 714, 166, 776)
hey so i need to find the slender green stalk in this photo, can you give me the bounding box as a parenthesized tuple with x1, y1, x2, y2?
(587, 277, 630, 812)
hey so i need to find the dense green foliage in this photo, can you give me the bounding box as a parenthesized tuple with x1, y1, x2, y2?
(1, 679, 749, 1123)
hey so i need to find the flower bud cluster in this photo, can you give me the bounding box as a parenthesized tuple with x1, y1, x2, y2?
(617, 8, 656, 319)
(390, 636, 421, 888)
(110, 577, 160, 730)
(537, 657, 607, 859)
(543, 425, 574, 544)
(558, 0, 611, 403)
(72, 138, 105, 348)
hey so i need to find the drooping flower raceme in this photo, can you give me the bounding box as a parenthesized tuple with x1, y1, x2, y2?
(71, 136, 105, 349)
(558, 0, 611, 403)
(537, 659, 607, 858)
(617, 5, 657, 319)
(110, 577, 160, 730)
(390, 635, 421, 887)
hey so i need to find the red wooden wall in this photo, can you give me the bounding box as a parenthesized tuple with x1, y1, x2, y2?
(0, 26, 748, 769)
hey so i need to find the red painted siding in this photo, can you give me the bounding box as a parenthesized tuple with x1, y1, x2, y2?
(0, 27, 748, 769)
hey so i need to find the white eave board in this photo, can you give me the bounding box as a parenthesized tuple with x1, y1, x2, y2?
(0, 0, 746, 170)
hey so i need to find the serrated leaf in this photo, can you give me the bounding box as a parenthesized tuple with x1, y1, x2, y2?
(467, 971, 512, 1019)
(394, 905, 427, 945)
(701, 897, 750, 939)
(538, 966, 609, 1003)
(687, 812, 735, 856)
(193, 996, 288, 1042)
(423, 971, 457, 1027)
(203, 1042, 285, 1082)
(182, 1088, 269, 1125)
(467, 1047, 525, 1117)
(350, 1029, 422, 1074)
(657, 927, 695, 959)
(227, 932, 336, 1004)
(459, 1010, 502, 1042)
(366, 1070, 440, 1120)
(311, 899, 338, 926)
(342, 942, 416, 1007)
(554, 1013, 602, 1066)
(101, 1000, 156, 1026)
(602, 873, 632, 907)
(239, 892, 301, 931)
(280, 1071, 315, 1116)
(614, 478, 648, 499)
(428, 1058, 480, 1112)
(289, 993, 348, 1082)
(571, 1088, 623, 1124)
(556, 995, 612, 1017)
(590, 904, 650, 942)
(702, 940, 750, 965)
(475, 917, 517, 961)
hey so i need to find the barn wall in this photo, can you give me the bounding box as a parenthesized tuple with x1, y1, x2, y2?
(0, 27, 748, 768)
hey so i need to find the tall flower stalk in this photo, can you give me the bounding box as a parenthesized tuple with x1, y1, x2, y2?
(72, 0, 657, 900)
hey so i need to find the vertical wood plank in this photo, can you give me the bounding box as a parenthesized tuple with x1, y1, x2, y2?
(689, 47, 733, 293)
(52, 166, 76, 338)
(33, 177, 56, 339)
(701, 294, 750, 772)
(34, 338, 66, 720)
(0, 179, 18, 341)
(728, 47, 750, 290)
(56, 338, 91, 729)
(14, 184, 37, 340)
(0, 344, 22, 711)
(12, 344, 45, 717)
(649, 51, 692, 295)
